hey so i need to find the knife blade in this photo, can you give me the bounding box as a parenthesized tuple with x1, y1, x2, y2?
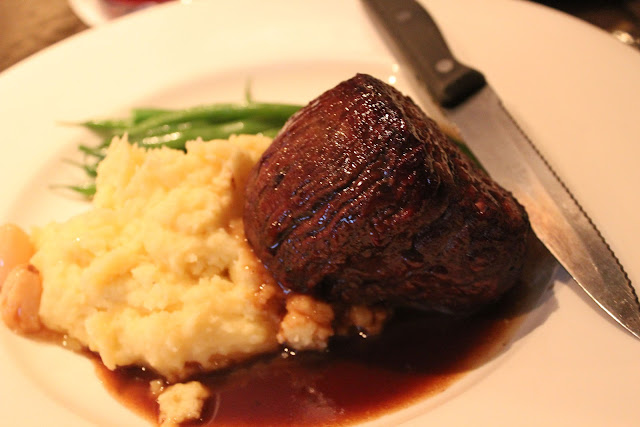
(362, 0, 640, 339)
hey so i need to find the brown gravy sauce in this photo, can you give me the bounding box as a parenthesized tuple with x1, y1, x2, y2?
(92, 283, 535, 427)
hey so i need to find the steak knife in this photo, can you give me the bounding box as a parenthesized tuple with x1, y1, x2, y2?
(362, 0, 640, 339)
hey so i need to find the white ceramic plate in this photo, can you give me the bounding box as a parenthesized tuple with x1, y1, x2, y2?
(1, 0, 639, 425)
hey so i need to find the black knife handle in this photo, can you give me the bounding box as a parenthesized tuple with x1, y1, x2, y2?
(363, 0, 486, 107)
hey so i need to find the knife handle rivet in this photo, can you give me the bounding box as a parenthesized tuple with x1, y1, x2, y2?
(435, 58, 454, 74)
(395, 9, 412, 23)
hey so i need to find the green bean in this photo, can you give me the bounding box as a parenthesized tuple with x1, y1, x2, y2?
(261, 127, 282, 138)
(80, 108, 170, 130)
(68, 99, 301, 198)
(75, 109, 164, 133)
(135, 119, 281, 150)
(51, 183, 97, 197)
(80, 118, 130, 131)
(97, 118, 280, 150)
(136, 119, 215, 137)
(127, 103, 300, 137)
(78, 145, 107, 159)
(97, 119, 214, 148)
(64, 159, 98, 177)
(67, 184, 96, 197)
(83, 163, 98, 178)
(131, 108, 172, 124)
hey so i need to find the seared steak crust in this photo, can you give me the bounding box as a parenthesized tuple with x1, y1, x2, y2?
(244, 74, 530, 314)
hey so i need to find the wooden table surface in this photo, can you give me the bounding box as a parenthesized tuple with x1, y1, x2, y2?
(1, 0, 639, 73)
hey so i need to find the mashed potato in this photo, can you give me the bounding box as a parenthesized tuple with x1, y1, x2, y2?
(31, 135, 282, 381)
(14, 133, 391, 424)
(156, 381, 210, 426)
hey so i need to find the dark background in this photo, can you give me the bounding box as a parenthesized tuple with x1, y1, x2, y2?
(536, 0, 640, 40)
